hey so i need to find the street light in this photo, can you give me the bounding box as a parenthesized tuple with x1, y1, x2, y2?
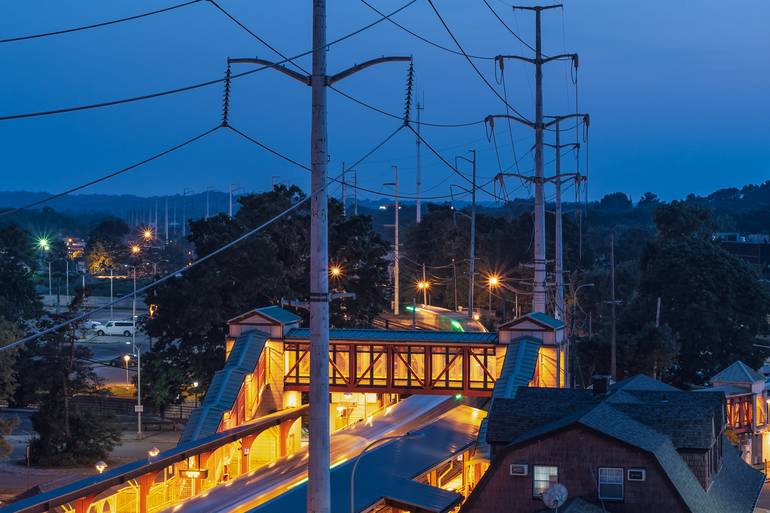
(130, 244, 141, 255)
(95, 461, 108, 474)
(142, 228, 154, 242)
(148, 447, 160, 458)
(487, 274, 501, 315)
(123, 354, 130, 386)
(350, 432, 423, 513)
(330, 265, 342, 278)
(192, 381, 200, 408)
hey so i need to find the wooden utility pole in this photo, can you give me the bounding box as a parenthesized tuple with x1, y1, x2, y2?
(227, 5, 409, 510)
(610, 232, 617, 380)
(422, 262, 427, 304)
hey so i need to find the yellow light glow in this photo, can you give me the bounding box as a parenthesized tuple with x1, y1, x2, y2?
(123, 354, 130, 363)
(385, 405, 393, 415)
(130, 244, 141, 255)
(330, 265, 342, 277)
(488, 275, 500, 287)
(142, 229, 153, 241)
(473, 313, 481, 321)
(148, 447, 160, 457)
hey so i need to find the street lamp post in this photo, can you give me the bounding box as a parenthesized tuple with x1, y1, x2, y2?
(192, 381, 199, 408)
(123, 354, 130, 386)
(487, 275, 500, 317)
(350, 432, 422, 513)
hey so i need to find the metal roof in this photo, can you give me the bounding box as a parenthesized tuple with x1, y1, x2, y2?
(500, 312, 564, 330)
(475, 336, 541, 458)
(284, 327, 498, 344)
(228, 306, 302, 326)
(710, 360, 765, 384)
(1, 407, 307, 513)
(248, 405, 481, 513)
(179, 330, 268, 443)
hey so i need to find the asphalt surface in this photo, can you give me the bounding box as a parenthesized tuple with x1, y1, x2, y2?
(160, 395, 458, 513)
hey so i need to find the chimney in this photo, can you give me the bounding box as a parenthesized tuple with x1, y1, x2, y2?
(592, 375, 612, 396)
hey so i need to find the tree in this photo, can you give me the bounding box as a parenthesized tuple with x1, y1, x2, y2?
(86, 218, 129, 273)
(599, 192, 632, 210)
(621, 322, 679, 380)
(0, 320, 22, 459)
(0, 223, 42, 322)
(654, 200, 716, 240)
(139, 349, 186, 418)
(26, 292, 121, 466)
(86, 240, 116, 274)
(144, 185, 390, 397)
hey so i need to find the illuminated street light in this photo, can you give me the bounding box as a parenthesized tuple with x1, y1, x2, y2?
(417, 281, 430, 290)
(95, 461, 108, 474)
(142, 228, 154, 241)
(130, 244, 141, 255)
(148, 447, 160, 458)
(36, 237, 50, 252)
(192, 381, 200, 408)
(123, 354, 131, 387)
(487, 274, 501, 315)
(330, 265, 342, 278)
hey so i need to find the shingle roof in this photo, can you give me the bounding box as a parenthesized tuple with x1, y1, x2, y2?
(284, 327, 498, 344)
(711, 360, 765, 384)
(179, 330, 268, 443)
(499, 312, 565, 331)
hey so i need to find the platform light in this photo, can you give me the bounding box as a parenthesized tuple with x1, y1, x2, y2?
(130, 244, 141, 255)
(488, 275, 500, 287)
(95, 461, 108, 474)
(36, 237, 50, 251)
(148, 447, 160, 458)
(330, 265, 342, 277)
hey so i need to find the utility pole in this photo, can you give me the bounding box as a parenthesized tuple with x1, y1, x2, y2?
(452, 258, 458, 311)
(205, 187, 211, 220)
(164, 197, 169, 245)
(415, 100, 423, 223)
(341, 163, 347, 217)
(610, 232, 617, 380)
(227, 16, 409, 513)
(353, 170, 358, 216)
(385, 166, 400, 315)
(228, 184, 239, 218)
(554, 122, 564, 320)
(422, 263, 427, 304)
(454, 151, 477, 319)
(486, 4, 585, 314)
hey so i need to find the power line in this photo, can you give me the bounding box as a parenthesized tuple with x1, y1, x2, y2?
(0, 125, 221, 217)
(359, 0, 495, 61)
(0, 179, 320, 352)
(0, 0, 204, 44)
(480, 0, 538, 54)
(0, 1, 414, 123)
(426, 0, 530, 122)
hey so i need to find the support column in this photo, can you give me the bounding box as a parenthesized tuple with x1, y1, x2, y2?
(73, 496, 94, 513)
(241, 434, 257, 473)
(138, 472, 159, 513)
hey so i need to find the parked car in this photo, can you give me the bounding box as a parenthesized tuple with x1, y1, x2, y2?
(86, 320, 104, 330)
(95, 320, 135, 337)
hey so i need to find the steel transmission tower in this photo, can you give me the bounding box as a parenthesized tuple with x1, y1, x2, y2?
(227, 5, 409, 511)
(486, 4, 587, 314)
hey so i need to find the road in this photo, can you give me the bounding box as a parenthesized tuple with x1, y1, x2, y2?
(160, 395, 457, 513)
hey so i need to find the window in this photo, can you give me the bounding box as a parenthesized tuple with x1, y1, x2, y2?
(533, 465, 558, 497)
(627, 468, 646, 481)
(598, 467, 624, 501)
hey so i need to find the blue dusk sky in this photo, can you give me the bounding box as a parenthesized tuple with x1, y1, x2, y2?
(0, 0, 768, 203)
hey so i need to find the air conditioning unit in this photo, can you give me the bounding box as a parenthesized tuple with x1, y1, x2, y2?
(510, 464, 529, 476)
(627, 468, 646, 481)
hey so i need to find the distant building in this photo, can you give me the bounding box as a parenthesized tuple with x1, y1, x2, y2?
(712, 233, 770, 278)
(701, 360, 770, 466)
(461, 375, 764, 513)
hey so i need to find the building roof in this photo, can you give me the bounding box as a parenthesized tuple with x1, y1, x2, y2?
(499, 312, 565, 330)
(475, 337, 541, 458)
(179, 330, 268, 443)
(248, 405, 481, 513)
(711, 360, 765, 384)
(228, 305, 302, 326)
(477, 376, 763, 513)
(284, 327, 498, 344)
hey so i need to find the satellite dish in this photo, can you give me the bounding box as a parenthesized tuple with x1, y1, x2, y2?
(542, 483, 568, 509)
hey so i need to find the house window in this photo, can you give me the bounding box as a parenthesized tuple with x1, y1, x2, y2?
(598, 467, 624, 501)
(533, 465, 558, 497)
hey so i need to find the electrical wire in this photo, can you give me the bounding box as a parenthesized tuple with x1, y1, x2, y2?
(359, 0, 494, 61)
(480, 0, 538, 54)
(426, 0, 530, 122)
(0, 125, 221, 217)
(0, 184, 316, 352)
(0, 0, 204, 44)
(0, 1, 420, 123)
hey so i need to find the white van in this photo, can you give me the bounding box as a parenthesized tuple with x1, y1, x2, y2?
(96, 321, 135, 337)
